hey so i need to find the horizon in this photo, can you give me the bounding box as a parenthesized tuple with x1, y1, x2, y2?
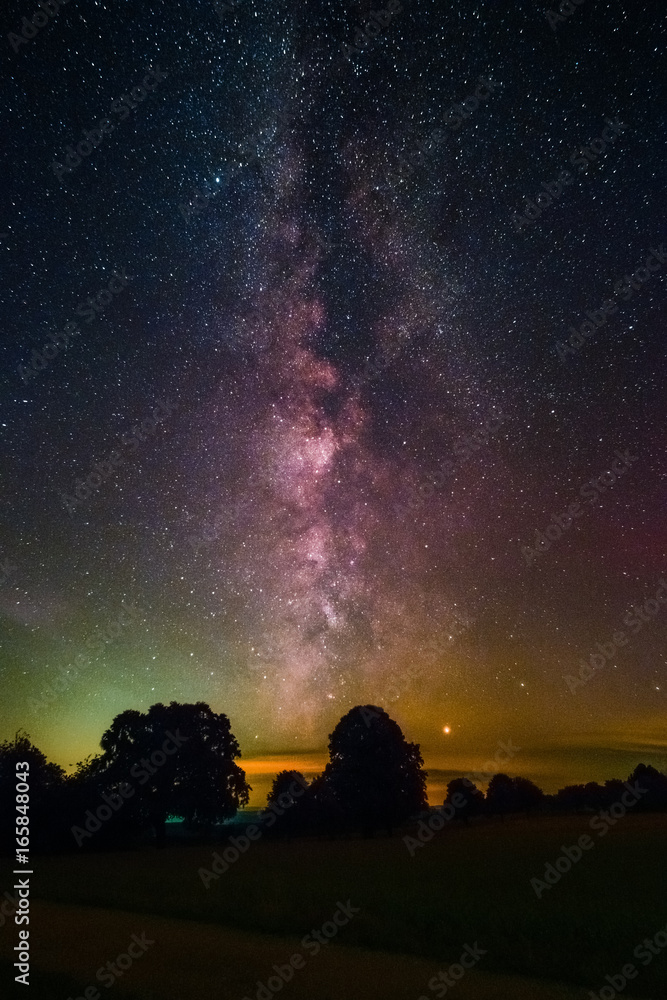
(16, 707, 667, 808)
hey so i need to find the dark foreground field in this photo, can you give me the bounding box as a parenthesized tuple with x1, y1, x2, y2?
(2, 814, 665, 999)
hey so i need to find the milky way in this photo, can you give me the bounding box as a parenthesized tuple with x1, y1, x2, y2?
(193, 63, 502, 741)
(1, 0, 665, 780)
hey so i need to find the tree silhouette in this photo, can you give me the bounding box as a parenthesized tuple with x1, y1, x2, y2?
(304, 772, 347, 837)
(627, 763, 667, 811)
(0, 732, 65, 851)
(554, 770, 667, 813)
(0, 731, 65, 790)
(446, 777, 484, 823)
(555, 783, 588, 812)
(602, 779, 627, 807)
(555, 781, 607, 812)
(485, 773, 515, 819)
(485, 773, 543, 819)
(267, 769, 308, 807)
(84, 701, 249, 845)
(264, 770, 309, 835)
(321, 705, 427, 835)
(512, 776, 544, 815)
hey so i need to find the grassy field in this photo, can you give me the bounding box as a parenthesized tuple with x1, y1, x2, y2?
(1, 813, 664, 999)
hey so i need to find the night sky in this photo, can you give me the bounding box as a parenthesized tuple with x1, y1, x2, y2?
(1, 0, 666, 803)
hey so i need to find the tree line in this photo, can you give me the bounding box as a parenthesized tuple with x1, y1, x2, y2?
(1, 701, 665, 852)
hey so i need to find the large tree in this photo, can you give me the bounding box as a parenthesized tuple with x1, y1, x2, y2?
(85, 701, 250, 844)
(322, 705, 427, 835)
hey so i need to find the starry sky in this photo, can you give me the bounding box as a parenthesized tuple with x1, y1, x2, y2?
(1, 0, 666, 804)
